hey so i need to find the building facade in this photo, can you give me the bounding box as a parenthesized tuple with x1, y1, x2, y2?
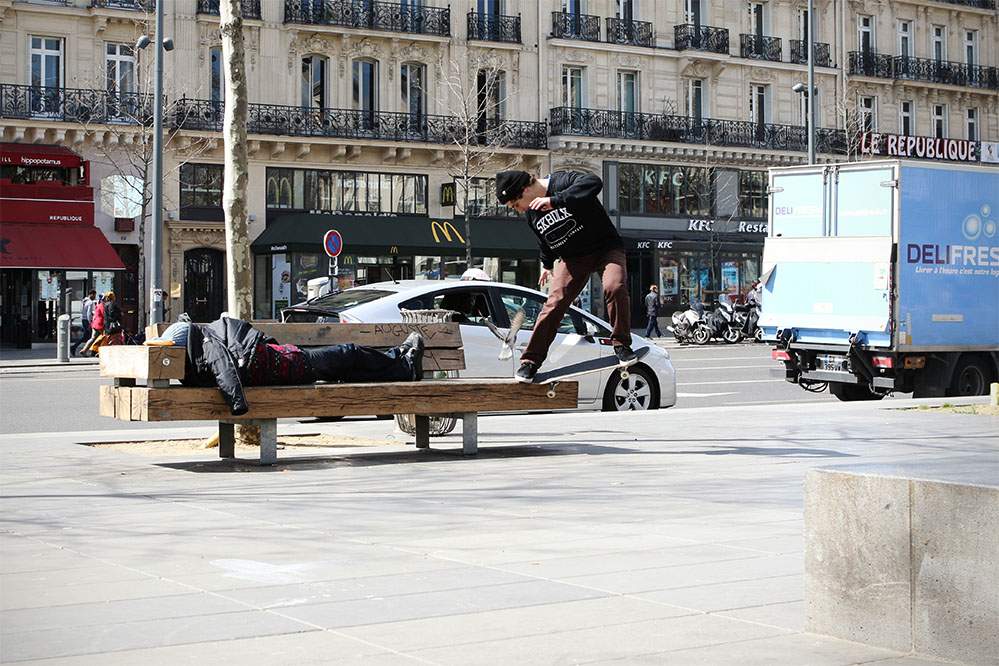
(1, 0, 996, 332)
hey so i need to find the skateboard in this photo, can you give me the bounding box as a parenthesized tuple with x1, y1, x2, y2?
(484, 308, 526, 360)
(533, 347, 652, 398)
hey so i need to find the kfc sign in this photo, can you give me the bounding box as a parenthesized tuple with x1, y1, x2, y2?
(860, 132, 977, 163)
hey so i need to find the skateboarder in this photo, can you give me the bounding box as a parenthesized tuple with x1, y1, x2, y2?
(496, 170, 636, 382)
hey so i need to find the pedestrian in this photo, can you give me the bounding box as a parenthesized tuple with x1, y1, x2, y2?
(496, 170, 636, 382)
(644, 284, 662, 338)
(79, 293, 106, 357)
(146, 317, 425, 416)
(80, 289, 97, 341)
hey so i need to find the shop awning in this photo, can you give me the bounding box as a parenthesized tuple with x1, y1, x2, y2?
(0, 223, 125, 270)
(252, 214, 539, 258)
(0, 143, 83, 168)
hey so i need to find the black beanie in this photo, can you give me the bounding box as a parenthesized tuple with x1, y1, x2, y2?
(495, 171, 532, 203)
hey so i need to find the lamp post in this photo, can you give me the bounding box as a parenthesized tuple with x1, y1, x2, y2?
(135, 1, 173, 325)
(806, 0, 815, 165)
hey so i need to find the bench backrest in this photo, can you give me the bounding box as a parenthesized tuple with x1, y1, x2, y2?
(101, 322, 464, 381)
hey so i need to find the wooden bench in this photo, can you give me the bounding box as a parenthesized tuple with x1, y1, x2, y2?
(98, 321, 578, 464)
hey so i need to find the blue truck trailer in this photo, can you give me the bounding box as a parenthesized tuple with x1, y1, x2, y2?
(761, 160, 998, 400)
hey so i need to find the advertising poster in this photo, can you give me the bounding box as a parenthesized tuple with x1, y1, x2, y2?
(659, 265, 678, 296)
(721, 262, 740, 292)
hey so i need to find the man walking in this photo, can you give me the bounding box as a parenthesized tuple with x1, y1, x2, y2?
(80, 289, 97, 342)
(496, 170, 636, 382)
(644, 284, 662, 338)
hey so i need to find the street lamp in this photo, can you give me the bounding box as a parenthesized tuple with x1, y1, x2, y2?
(135, 2, 173, 325)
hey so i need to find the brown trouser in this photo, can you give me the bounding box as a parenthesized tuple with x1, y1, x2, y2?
(521, 246, 631, 366)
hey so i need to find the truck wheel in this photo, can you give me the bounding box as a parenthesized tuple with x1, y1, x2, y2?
(947, 356, 993, 397)
(829, 382, 884, 401)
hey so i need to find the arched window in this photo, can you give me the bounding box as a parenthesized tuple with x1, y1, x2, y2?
(301, 54, 328, 110)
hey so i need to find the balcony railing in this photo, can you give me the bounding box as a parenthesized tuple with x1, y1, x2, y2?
(790, 40, 832, 67)
(284, 0, 451, 37)
(0, 85, 153, 125)
(197, 0, 262, 19)
(550, 12, 600, 42)
(674, 24, 729, 54)
(740, 34, 781, 62)
(606, 17, 655, 48)
(848, 51, 999, 90)
(936, 0, 994, 8)
(91, 0, 155, 10)
(467, 11, 521, 44)
(549, 106, 847, 154)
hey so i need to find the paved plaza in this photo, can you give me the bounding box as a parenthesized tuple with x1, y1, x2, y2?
(1, 397, 995, 664)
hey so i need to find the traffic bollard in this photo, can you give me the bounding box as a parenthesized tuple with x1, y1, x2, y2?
(57, 314, 71, 363)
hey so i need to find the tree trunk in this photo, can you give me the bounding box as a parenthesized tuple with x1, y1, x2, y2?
(218, 0, 258, 448)
(462, 176, 472, 268)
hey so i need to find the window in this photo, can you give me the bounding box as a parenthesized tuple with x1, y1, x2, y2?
(179, 163, 223, 212)
(478, 0, 501, 16)
(932, 104, 947, 138)
(859, 95, 877, 132)
(616, 0, 635, 21)
(352, 59, 378, 112)
(105, 43, 135, 96)
(616, 164, 713, 217)
(499, 291, 576, 334)
(739, 171, 768, 220)
(210, 46, 223, 104)
(562, 0, 585, 15)
(749, 2, 766, 37)
(966, 108, 977, 141)
(931, 25, 946, 62)
(750, 83, 769, 124)
(30, 36, 63, 89)
(687, 79, 704, 121)
(562, 66, 584, 108)
(467, 177, 517, 217)
(400, 62, 426, 118)
(899, 100, 913, 136)
(797, 7, 810, 42)
(477, 68, 506, 125)
(684, 0, 702, 25)
(265, 167, 427, 215)
(301, 54, 328, 109)
(858, 15, 874, 53)
(897, 20, 911, 58)
(430, 288, 494, 327)
(617, 70, 638, 114)
(964, 30, 977, 67)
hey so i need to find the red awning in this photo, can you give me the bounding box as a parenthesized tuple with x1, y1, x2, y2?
(0, 223, 125, 270)
(0, 143, 83, 169)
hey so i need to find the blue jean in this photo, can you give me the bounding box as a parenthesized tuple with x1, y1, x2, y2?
(644, 313, 662, 338)
(302, 344, 413, 383)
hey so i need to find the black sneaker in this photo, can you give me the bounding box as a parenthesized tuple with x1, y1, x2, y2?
(400, 332, 424, 381)
(614, 345, 638, 366)
(515, 361, 538, 383)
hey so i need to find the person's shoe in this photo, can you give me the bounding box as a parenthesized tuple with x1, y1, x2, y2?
(400, 331, 424, 381)
(614, 345, 639, 366)
(515, 361, 538, 383)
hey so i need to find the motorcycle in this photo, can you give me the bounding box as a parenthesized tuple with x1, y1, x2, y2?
(667, 299, 705, 344)
(693, 296, 742, 345)
(732, 302, 763, 343)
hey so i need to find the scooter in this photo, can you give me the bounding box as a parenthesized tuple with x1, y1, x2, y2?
(667, 299, 705, 344)
(693, 297, 741, 345)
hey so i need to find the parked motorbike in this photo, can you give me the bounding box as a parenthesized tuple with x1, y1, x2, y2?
(667, 299, 705, 344)
(732, 302, 763, 343)
(693, 296, 741, 345)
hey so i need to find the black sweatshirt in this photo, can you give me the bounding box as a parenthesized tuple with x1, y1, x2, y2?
(526, 171, 623, 270)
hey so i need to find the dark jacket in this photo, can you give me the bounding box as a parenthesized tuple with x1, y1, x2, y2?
(182, 317, 270, 416)
(526, 171, 623, 269)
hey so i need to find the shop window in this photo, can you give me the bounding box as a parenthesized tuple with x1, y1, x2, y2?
(265, 167, 427, 215)
(179, 163, 223, 220)
(738, 171, 768, 220)
(465, 177, 517, 217)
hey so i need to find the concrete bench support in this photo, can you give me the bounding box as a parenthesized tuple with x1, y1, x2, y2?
(805, 468, 999, 665)
(462, 412, 477, 456)
(219, 419, 278, 465)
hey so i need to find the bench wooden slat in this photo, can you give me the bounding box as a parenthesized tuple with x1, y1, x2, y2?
(99, 380, 578, 421)
(146, 322, 462, 348)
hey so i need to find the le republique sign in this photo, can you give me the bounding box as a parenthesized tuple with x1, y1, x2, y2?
(860, 132, 978, 163)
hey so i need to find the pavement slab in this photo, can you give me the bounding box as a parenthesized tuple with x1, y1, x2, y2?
(0, 398, 995, 664)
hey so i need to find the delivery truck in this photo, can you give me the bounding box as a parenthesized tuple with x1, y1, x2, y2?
(760, 160, 998, 400)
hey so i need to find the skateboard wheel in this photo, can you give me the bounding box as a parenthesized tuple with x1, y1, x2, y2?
(546, 388, 556, 399)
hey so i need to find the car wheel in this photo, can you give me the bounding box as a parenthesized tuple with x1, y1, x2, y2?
(602, 365, 659, 412)
(947, 355, 993, 397)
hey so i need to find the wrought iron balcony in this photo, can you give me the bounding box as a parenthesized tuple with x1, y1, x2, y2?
(674, 24, 729, 54)
(549, 106, 847, 154)
(606, 17, 655, 48)
(935, 0, 994, 8)
(467, 11, 521, 44)
(740, 34, 781, 62)
(848, 51, 999, 90)
(284, 0, 451, 37)
(91, 0, 155, 10)
(790, 40, 832, 67)
(550, 12, 600, 42)
(197, 0, 262, 19)
(0, 85, 153, 125)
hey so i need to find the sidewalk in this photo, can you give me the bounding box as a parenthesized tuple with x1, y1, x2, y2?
(0, 346, 98, 369)
(2, 398, 994, 664)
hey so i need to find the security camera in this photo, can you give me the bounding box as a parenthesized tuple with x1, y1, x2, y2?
(135, 35, 151, 50)
(792, 82, 806, 94)
(162, 38, 174, 51)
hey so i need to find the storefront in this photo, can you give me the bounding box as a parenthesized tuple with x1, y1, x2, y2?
(250, 213, 539, 319)
(1, 143, 125, 346)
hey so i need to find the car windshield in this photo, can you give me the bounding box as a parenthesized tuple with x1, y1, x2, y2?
(302, 289, 392, 312)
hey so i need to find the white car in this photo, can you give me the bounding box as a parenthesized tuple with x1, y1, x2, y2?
(282, 280, 677, 412)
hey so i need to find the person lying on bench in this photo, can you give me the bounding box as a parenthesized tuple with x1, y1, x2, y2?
(146, 316, 424, 416)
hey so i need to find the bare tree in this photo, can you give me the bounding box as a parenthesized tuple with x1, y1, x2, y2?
(217, 0, 257, 448)
(438, 53, 521, 268)
(69, 14, 209, 329)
